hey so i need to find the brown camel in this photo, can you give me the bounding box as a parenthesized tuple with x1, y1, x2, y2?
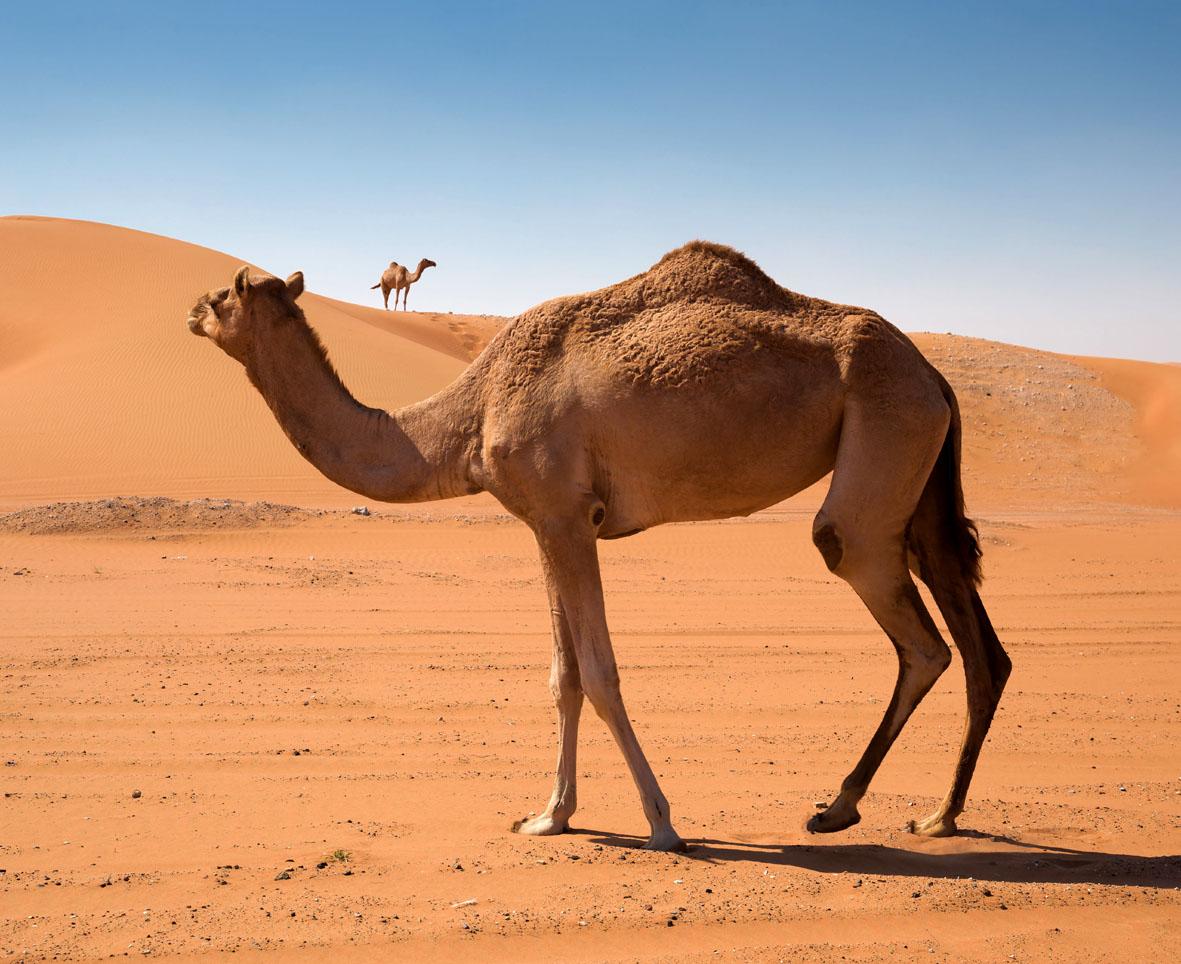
(187, 242, 1011, 851)
(370, 258, 436, 310)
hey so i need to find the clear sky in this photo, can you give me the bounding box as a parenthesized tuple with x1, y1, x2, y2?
(3, 1, 1178, 360)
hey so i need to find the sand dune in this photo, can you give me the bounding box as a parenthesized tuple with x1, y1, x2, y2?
(317, 293, 505, 364)
(912, 334, 1181, 509)
(1080, 354, 1181, 506)
(1, 215, 1176, 513)
(0, 217, 468, 509)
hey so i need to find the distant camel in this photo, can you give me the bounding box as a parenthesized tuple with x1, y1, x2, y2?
(370, 258, 436, 310)
(188, 242, 1011, 851)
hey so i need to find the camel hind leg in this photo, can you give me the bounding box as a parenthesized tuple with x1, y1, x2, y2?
(906, 444, 1012, 836)
(807, 395, 952, 833)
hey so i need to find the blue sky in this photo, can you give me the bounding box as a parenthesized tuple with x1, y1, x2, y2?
(3, 1, 1178, 359)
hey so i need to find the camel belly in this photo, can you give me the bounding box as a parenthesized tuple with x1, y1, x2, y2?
(590, 374, 844, 536)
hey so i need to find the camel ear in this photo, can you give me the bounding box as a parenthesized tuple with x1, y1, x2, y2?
(233, 266, 252, 298)
(285, 271, 304, 300)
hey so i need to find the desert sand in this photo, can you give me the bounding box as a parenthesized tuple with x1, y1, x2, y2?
(1, 217, 1178, 961)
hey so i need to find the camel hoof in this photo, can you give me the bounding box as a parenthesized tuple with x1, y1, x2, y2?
(642, 829, 688, 852)
(806, 806, 861, 834)
(907, 813, 958, 837)
(512, 813, 568, 836)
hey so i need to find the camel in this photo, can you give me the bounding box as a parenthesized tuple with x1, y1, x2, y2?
(187, 242, 1011, 851)
(370, 258, 436, 310)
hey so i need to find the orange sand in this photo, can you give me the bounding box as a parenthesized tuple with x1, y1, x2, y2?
(1, 218, 1178, 961)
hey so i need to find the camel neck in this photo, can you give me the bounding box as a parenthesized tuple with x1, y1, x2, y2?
(244, 314, 482, 504)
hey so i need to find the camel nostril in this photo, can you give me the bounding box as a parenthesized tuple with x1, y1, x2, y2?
(187, 316, 206, 336)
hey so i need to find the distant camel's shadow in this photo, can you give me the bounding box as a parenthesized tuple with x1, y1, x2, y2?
(568, 828, 1181, 889)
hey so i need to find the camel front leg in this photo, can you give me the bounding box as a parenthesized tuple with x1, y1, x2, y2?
(534, 519, 685, 851)
(513, 554, 583, 836)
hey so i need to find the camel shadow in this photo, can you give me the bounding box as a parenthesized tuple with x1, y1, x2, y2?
(569, 828, 1181, 889)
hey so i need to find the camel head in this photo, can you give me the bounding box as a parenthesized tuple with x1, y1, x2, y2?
(187, 266, 305, 364)
(417, 258, 437, 272)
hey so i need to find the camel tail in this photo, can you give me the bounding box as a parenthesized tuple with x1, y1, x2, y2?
(370, 283, 381, 290)
(909, 377, 1011, 683)
(908, 380, 981, 590)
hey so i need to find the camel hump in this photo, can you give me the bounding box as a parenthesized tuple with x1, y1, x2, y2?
(639, 240, 789, 309)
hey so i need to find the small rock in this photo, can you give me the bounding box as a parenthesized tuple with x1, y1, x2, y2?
(451, 898, 477, 909)
(274, 870, 292, 881)
(351, 506, 371, 516)
(853, 879, 863, 888)
(813, 801, 827, 809)
(316, 861, 328, 870)
(131, 790, 142, 799)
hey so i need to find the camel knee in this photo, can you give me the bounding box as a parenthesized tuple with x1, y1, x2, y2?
(580, 668, 622, 718)
(549, 662, 582, 706)
(913, 637, 953, 682)
(989, 641, 1013, 693)
(892, 581, 952, 677)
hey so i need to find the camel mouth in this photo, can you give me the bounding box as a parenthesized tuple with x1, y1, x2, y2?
(187, 313, 208, 336)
